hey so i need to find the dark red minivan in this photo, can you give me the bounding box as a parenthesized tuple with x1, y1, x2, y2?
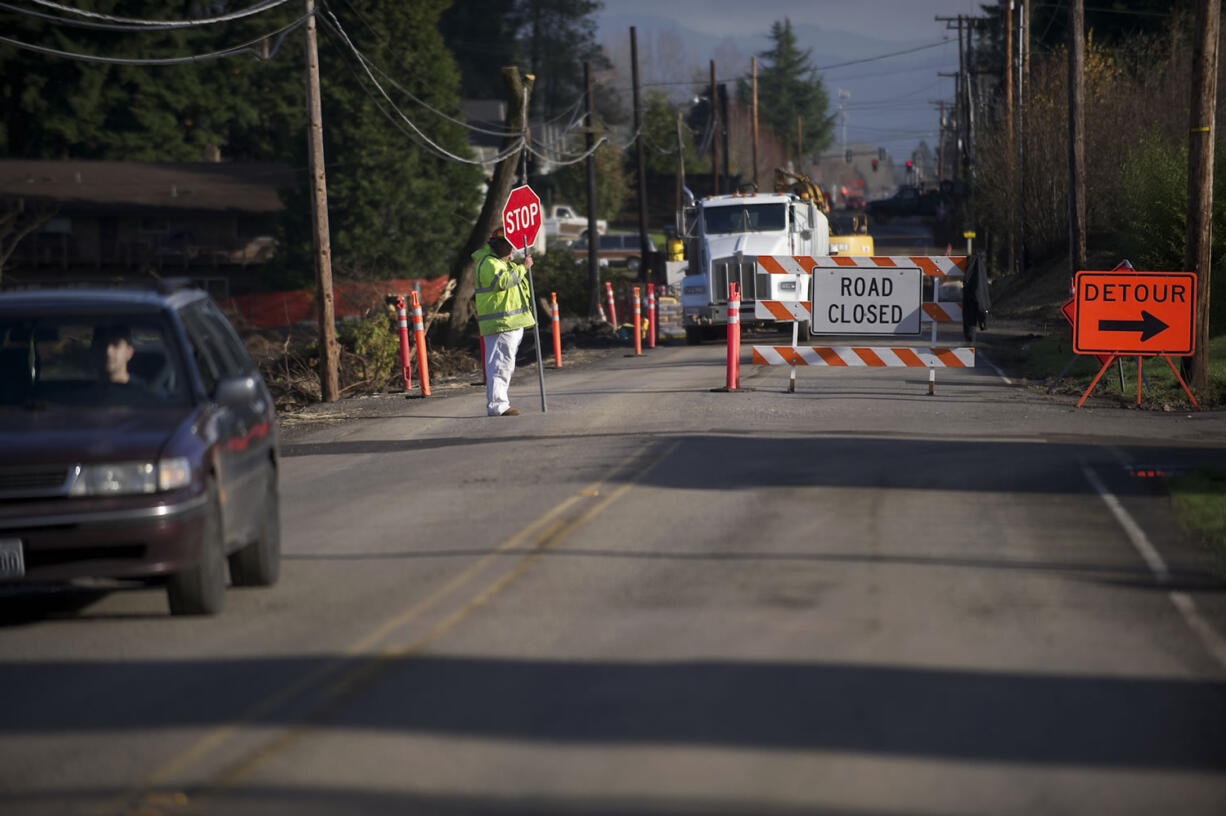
(0, 287, 279, 615)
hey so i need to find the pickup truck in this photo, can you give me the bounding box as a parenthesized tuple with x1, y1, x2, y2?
(544, 204, 607, 240)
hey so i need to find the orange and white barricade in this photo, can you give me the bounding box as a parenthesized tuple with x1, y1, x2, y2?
(751, 255, 974, 395)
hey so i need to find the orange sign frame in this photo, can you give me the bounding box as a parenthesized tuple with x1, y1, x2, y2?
(1072, 271, 1196, 356)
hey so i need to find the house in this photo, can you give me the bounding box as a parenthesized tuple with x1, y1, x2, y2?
(0, 159, 295, 294)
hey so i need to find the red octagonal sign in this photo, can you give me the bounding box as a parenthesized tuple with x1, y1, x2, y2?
(501, 185, 542, 251)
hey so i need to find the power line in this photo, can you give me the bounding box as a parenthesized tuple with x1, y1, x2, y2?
(0, 13, 308, 64)
(321, 10, 526, 166)
(817, 40, 952, 71)
(21, 0, 290, 28)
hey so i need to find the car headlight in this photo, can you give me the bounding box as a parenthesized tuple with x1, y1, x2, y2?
(67, 458, 193, 496)
(158, 457, 192, 491)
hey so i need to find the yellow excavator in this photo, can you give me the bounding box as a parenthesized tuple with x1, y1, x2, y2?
(774, 168, 874, 256)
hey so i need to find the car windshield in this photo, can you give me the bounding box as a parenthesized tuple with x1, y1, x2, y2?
(703, 204, 787, 235)
(0, 313, 190, 408)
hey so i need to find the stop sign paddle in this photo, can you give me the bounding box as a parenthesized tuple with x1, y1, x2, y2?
(502, 185, 542, 251)
(499, 184, 547, 412)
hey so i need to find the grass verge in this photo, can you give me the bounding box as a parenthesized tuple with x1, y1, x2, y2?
(1168, 468, 1226, 577)
(995, 331, 1226, 410)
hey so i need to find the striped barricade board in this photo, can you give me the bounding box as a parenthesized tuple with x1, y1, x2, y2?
(754, 255, 969, 325)
(756, 300, 964, 324)
(752, 345, 975, 368)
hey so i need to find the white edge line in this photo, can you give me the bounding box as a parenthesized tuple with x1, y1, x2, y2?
(1080, 460, 1226, 672)
(1080, 462, 1170, 581)
(975, 350, 1013, 385)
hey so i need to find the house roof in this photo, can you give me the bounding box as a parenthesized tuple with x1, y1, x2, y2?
(0, 160, 296, 214)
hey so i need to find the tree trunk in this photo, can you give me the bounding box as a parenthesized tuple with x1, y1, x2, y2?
(444, 67, 533, 346)
(1182, 0, 1220, 392)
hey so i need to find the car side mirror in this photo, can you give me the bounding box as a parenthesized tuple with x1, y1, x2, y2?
(215, 375, 258, 408)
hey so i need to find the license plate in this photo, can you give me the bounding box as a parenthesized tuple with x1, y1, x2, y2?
(0, 538, 25, 579)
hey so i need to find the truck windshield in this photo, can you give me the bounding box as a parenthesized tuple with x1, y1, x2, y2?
(703, 203, 787, 235)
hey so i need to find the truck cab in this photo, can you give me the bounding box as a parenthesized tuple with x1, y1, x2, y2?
(679, 193, 829, 342)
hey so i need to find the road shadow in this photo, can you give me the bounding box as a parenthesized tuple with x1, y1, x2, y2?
(1, 653, 1224, 771)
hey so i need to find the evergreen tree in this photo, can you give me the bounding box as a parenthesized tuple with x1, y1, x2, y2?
(279, 0, 481, 283)
(438, 0, 520, 100)
(0, 1, 303, 159)
(737, 18, 833, 162)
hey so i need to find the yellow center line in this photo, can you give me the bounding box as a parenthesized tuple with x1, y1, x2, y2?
(108, 438, 673, 816)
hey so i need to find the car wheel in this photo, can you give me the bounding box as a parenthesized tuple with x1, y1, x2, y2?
(167, 477, 226, 616)
(228, 464, 281, 587)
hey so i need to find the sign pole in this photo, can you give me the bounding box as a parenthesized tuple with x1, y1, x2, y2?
(1076, 354, 1118, 408)
(524, 238, 547, 413)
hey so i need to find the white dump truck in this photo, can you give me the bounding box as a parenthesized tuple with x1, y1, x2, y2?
(678, 189, 830, 343)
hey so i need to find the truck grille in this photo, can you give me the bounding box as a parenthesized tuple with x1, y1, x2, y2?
(0, 466, 72, 499)
(712, 257, 761, 301)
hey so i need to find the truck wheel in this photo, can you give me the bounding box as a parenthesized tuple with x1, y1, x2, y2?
(167, 478, 226, 616)
(685, 327, 702, 345)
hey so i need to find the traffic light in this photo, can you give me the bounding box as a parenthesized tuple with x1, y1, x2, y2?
(905, 160, 913, 170)
(871, 159, 878, 172)
(844, 149, 853, 163)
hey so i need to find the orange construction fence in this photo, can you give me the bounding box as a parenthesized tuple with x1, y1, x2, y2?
(220, 278, 450, 329)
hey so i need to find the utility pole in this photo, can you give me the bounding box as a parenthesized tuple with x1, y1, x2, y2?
(709, 60, 719, 195)
(751, 57, 759, 190)
(1067, 0, 1087, 273)
(303, 0, 337, 402)
(1182, 0, 1220, 391)
(838, 89, 851, 161)
(1004, 0, 1016, 275)
(675, 111, 686, 215)
(1018, 0, 1027, 274)
(720, 83, 731, 190)
(937, 15, 966, 184)
(797, 115, 803, 167)
(584, 61, 600, 318)
(631, 27, 650, 282)
(937, 100, 946, 181)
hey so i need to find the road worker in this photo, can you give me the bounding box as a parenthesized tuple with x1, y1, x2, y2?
(472, 232, 535, 416)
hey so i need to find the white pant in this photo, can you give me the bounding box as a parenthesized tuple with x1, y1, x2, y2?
(484, 328, 523, 415)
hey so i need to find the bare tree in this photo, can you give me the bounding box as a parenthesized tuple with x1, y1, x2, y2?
(444, 67, 533, 345)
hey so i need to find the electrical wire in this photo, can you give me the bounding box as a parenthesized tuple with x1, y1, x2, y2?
(22, 0, 289, 28)
(321, 10, 523, 166)
(0, 13, 308, 64)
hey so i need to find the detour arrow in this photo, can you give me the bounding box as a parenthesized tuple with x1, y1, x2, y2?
(1097, 310, 1168, 342)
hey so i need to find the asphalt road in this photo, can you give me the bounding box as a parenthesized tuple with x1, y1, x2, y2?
(3, 332, 1226, 816)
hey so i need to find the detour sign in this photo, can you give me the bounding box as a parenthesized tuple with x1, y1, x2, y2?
(1073, 271, 1196, 356)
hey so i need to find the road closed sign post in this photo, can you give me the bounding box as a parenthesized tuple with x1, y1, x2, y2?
(1071, 268, 1199, 408)
(811, 266, 922, 335)
(500, 184, 547, 412)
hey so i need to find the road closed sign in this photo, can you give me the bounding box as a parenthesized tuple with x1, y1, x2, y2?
(1073, 271, 1196, 355)
(811, 266, 922, 335)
